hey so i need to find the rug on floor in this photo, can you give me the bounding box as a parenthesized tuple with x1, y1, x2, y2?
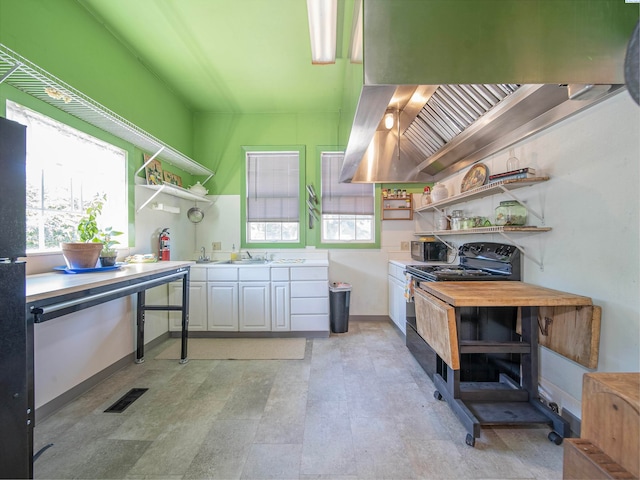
(154, 337, 306, 360)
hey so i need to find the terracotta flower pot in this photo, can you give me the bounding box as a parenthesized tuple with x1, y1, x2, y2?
(61, 242, 103, 269)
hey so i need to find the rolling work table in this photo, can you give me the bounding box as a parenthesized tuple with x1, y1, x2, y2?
(414, 281, 593, 447)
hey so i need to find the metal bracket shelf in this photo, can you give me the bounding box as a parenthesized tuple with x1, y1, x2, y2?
(0, 43, 214, 182)
(136, 183, 212, 213)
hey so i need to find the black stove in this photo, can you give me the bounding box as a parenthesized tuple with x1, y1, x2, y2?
(406, 242, 521, 282)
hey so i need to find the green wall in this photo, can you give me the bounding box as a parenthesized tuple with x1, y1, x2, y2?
(193, 112, 342, 196)
(0, 0, 194, 157)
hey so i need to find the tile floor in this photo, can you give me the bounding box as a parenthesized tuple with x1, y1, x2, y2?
(34, 320, 564, 479)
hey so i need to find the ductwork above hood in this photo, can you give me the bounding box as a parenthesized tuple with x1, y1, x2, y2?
(340, 0, 637, 183)
(341, 82, 625, 183)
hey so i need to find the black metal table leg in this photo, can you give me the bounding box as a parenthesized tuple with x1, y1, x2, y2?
(179, 270, 190, 364)
(136, 291, 145, 363)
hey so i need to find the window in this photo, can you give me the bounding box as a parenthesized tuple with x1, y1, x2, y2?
(6, 101, 128, 253)
(321, 151, 374, 242)
(246, 151, 300, 243)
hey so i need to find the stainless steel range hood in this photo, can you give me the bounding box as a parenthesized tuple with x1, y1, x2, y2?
(341, 0, 637, 183)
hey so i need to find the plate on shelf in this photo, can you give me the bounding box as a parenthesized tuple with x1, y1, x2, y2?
(460, 163, 488, 192)
(54, 263, 124, 274)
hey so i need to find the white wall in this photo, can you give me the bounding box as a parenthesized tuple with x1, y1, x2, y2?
(414, 91, 640, 416)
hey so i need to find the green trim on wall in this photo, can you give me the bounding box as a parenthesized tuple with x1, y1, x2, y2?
(240, 145, 306, 249)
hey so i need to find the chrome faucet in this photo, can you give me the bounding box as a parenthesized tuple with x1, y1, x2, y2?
(246, 251, 252, 259)
(199, 246, 208, 261)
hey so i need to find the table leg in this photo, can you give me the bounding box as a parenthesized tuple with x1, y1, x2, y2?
(136, 291, 145, 363)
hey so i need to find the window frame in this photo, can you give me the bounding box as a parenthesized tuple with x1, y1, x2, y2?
(241, 145, 306, 249)
(315, 147, 381, 249)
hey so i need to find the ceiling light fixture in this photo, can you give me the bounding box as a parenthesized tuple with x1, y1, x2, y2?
(306, 0, 337, 64)
(349, 0, 363, 63)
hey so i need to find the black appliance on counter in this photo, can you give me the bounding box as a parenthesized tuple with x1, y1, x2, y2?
(0, 117, 31, 478)
(410, 240, 448, 262)
(405, 242, 521, 382)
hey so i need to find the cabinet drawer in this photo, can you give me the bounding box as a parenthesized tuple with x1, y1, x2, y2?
(291, 314, 329, 331)
(208, 267, 238, 281)
(239, 267, 270, 281)
(290, 281, 328, 298)
(290, 267, 328, 281)
(271, 267, 290, 281)
(291, 297, 329, 314)
(190, 266, 207, 282)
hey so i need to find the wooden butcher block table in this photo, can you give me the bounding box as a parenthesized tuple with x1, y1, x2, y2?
(414, 281, 594, 447)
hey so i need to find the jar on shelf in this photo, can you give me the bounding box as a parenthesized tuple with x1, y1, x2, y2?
(495, 200, 527, 226)
(450, 209, 464, 230)
(431, 183, 449, 203)
(436, 211, 450, 230)
(421, 186, 432, 206)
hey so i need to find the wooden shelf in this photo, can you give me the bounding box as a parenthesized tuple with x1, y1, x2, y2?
(382, 196, 413, 220)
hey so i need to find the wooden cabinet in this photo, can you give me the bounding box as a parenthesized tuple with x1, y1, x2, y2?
(382, 195, 413, 220)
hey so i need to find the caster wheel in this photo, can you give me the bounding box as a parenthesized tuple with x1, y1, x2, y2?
(465, 434, 476, 447)
(433, 390, 443, 401)
(548, 431, 563, 445)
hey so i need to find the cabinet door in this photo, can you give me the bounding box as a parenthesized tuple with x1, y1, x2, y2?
(169, 281, 207, 331)
(388, 275, 397, 323)
(271, 281, 290, 332)
(239, 282, 271, 331)
(208, 282, 238, 331)
(393, 277, 407, 334)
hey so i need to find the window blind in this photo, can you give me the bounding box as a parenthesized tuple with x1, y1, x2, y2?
(246, 152, 300, 222)
(321, 152, 374, 215)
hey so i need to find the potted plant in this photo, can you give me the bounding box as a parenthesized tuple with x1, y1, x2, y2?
(96, 226, 123, 267)
(60, 194, 109, 269)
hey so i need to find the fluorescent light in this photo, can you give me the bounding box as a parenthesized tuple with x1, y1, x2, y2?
(306, 0, 337, 64)
(349, 0, 363, 63)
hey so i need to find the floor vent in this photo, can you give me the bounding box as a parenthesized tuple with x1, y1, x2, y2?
(104, 388, 148, 413)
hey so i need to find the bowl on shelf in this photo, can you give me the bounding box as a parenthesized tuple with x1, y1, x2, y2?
(188, 182, 208, 196)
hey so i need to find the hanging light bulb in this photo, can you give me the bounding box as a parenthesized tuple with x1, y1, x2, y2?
(384, 111, 394, 130)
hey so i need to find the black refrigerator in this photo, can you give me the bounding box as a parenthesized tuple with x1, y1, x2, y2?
(0, 116, 32, 478)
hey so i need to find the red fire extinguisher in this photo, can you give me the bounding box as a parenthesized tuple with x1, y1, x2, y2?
(159, 228, 170, 261)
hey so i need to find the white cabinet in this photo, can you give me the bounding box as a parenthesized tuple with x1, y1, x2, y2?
(169, 266, 207, 332)
(271, 267, 290, 332)
(238, 267, 271, 331)
(387, 263, 407, 334)
(207, 266, 239, 331)
(239, 281, 271, 331)
(208, 282, 238, 331)
(169, 281, 207, 331)
(290, 267, 329, 332)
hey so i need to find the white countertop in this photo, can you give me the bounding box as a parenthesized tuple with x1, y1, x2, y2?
(26, 261, 192, 302)
(191, 259, 329, 268)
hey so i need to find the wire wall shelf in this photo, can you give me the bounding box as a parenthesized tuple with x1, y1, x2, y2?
(0, 43, 213, 181)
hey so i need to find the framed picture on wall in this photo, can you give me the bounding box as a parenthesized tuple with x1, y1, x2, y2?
(163, 171, 183, 187)
(143, 154, 163, 185)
